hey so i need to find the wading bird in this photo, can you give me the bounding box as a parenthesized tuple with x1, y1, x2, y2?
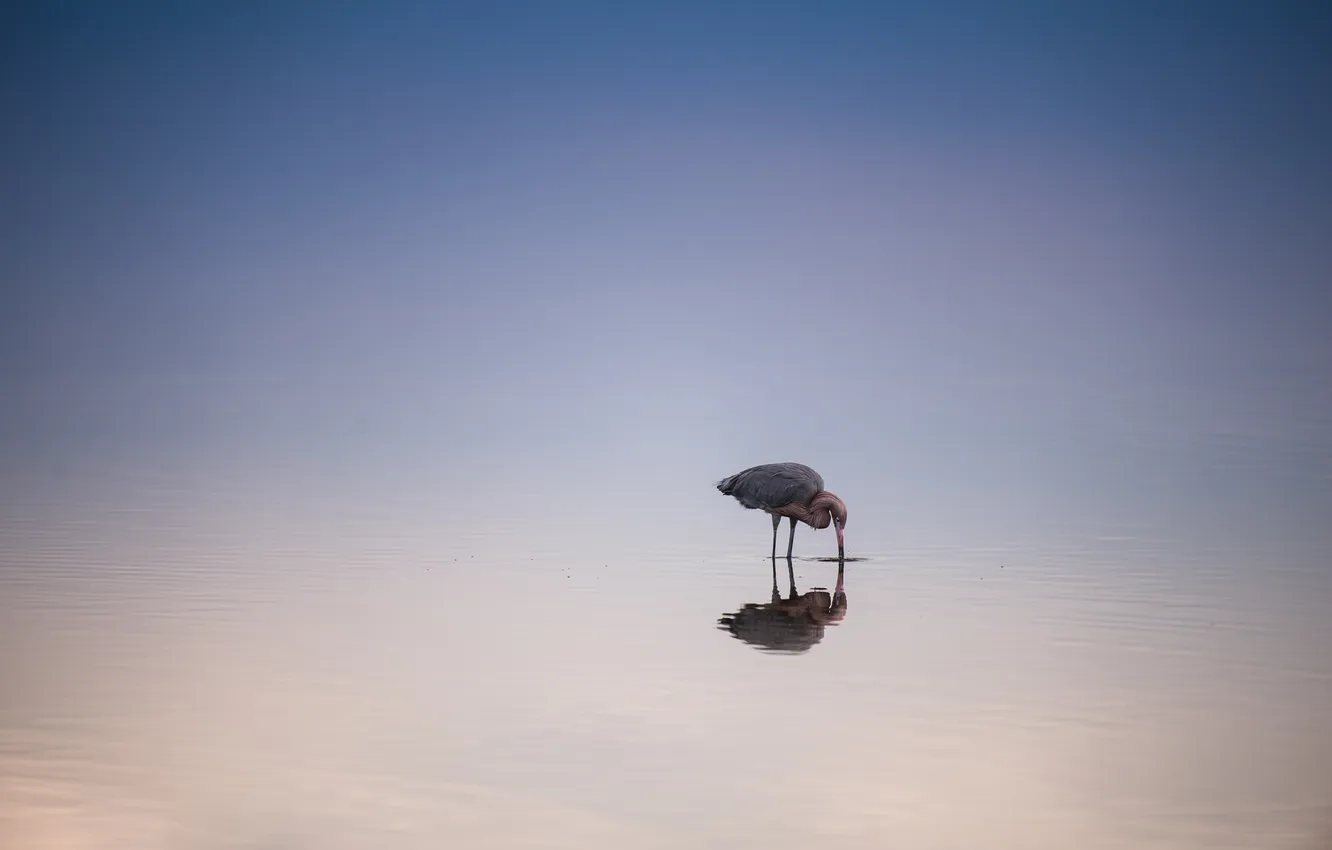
(716, 462, 847, 560)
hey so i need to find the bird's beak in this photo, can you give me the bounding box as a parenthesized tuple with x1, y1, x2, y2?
(836, 524, 845, 560)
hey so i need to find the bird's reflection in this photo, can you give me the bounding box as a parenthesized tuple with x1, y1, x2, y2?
(717, 557, 847, 654)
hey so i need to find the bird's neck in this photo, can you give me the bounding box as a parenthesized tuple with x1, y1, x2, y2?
(793, 491, 840, 529)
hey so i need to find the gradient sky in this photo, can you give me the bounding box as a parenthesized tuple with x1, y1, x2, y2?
(4, 2, 1331, 556)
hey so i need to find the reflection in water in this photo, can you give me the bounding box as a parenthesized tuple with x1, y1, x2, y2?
(717, 557, 848, 654)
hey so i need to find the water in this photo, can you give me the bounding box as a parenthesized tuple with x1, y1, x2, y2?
(3, 493, 1329, 850)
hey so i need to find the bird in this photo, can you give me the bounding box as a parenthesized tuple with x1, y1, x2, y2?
(716, 462, 847, 560)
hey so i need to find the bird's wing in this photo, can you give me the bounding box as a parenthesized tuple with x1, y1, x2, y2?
(725, 462, 824, 509)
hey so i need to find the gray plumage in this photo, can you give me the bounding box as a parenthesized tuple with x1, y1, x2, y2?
(716, 462, 824, 511)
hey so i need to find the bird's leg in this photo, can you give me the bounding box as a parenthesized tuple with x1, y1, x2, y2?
(786, 555, 797, 599)
(770, 513, 780, 559)
(770, 556, 780, 603)
(786, 516, 797, 559)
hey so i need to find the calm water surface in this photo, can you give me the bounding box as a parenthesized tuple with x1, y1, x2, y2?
(2, 496, 1330, 849)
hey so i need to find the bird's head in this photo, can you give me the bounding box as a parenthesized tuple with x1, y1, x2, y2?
(811, 492, 848, 559)
(832, 500, 847, 560)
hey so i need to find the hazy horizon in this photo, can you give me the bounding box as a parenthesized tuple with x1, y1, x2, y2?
(4, 3, 1331, 847)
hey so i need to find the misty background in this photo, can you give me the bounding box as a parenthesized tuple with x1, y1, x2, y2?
(4, 2, 1330, 577)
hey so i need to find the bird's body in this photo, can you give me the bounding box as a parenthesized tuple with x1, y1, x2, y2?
(716, 462, 848, 560)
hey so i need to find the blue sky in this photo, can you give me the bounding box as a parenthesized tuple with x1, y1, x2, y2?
(4, 1, 1330, 553)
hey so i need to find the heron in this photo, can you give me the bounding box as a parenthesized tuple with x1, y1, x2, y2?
(716, 462, 847, 560)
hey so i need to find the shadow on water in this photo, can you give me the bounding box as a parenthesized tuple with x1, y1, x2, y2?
(717, 557, 847, 655)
